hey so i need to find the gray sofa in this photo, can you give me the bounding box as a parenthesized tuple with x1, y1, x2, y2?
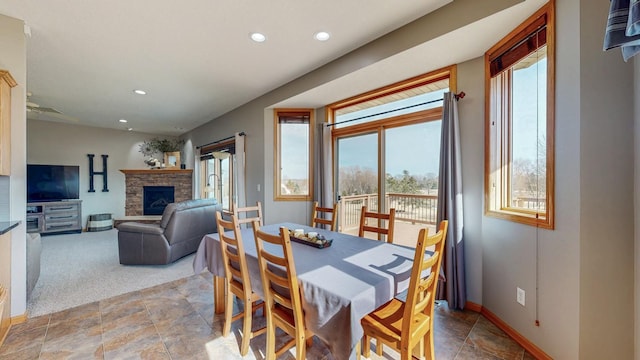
(26, 232, 41, 300)
(117, 199, 221, 265)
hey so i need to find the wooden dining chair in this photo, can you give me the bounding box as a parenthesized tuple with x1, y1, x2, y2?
(360, 220, 449, 360)
(252, 221, 313, 360)
(311, 201, 338, 231)
(358, 205, 396, 243)
(215, 211, 265, 356)
(232, 201, 263, 226)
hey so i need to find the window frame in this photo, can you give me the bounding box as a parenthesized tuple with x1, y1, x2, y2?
(484, 1, 555, 229)
(199, 139, 235, 211)
(326, 65, 455, 224)
(274, 108, 314, 201)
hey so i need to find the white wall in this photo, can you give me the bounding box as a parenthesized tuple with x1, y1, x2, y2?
(457, 58, 484, 305)
(27, 120, 168, 225)
(579, 0, 635, 358)
(541, 0, 582, 357)
(0, 14, 28, 318)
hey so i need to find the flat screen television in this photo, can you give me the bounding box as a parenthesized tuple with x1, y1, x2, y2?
(27, 164, 80, 202)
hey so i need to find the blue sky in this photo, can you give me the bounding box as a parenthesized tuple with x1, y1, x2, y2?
(280, 123, 309, 180)
(337, 121, 441, 176)
(512, 57, 547, 161)
(335, 89, 446, 177)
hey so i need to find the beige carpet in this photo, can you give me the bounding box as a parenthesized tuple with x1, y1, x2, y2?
(27, 229, 198, 317)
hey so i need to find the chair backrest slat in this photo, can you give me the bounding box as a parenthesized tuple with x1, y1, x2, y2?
(311, 201, 338, 231)
(358, 205, 396, 243)
(265, 268, 290, 288)
(226, 251, 240, 263)
(233, 201, 264, 226)
(413, 273, 436, 313)
(362, 225, 391, 235)
(227, 266, 243, 280)
(261, 249, 288, 267)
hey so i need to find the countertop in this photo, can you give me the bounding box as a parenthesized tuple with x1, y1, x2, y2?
(0, 221, 20, 235)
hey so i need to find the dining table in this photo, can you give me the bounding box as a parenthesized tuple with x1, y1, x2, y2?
(193, 222, 422, 360)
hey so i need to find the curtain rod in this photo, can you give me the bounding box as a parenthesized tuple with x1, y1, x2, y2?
(196, 131, 246, 149)
(326, 91, 465, 127)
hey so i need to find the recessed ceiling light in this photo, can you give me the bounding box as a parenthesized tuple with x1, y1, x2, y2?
(133, 89, 147, 95)
(250, 32, 266, 42)
(119, 119, 128, 123)
(127, 128, 133, 131)
(314, 31, 330, 41)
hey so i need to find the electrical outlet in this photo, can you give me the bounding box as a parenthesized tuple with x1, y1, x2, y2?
(517, 287, 525, 306)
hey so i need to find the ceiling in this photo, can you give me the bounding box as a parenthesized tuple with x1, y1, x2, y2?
(0, 0, 453, 135)
(0, 0, 546, 136)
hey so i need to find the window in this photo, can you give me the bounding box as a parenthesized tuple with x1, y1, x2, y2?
(328, 66, 454, 244)
(484, 2, 555, 229)
(274, 109, 313, 200)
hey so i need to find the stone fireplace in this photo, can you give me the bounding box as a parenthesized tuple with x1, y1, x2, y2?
(120, 169, 193, 216)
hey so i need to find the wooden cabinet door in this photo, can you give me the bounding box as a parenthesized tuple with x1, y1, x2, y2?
(0, 232, 11, 344)
(0, 71, 17, 176)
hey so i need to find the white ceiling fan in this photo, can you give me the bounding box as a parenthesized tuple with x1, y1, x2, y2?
(26, 92, 78, 122)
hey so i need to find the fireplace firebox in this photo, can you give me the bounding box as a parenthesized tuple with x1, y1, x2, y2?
(143, 186, 175, 215)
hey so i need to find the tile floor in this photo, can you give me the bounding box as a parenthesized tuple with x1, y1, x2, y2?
(0, 272, 534, 359)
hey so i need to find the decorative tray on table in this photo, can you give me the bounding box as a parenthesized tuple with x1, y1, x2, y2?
(288, 229, 333, 249)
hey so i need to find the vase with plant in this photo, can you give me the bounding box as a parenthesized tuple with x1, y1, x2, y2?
(139, 137, 185, 168)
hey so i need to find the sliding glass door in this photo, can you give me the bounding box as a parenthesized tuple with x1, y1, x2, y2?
(384, 122, 441, 245)
(336, 132, 378, 237)
(329, 67, 453, 246)
(199, 142, 235, 211)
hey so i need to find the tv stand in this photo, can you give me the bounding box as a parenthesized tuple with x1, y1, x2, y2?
(26, 200, 82, 235)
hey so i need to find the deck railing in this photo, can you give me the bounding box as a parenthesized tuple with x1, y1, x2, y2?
(512, 196, 546, 210)
(339, 193, 438, 232)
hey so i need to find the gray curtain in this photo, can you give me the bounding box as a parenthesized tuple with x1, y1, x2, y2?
(436, 92, 466, 309)
(235, 132, 246, 209)
(314, 121, 334, 227)
(193, 145, 201, 198)
(318, 122, 333, 207)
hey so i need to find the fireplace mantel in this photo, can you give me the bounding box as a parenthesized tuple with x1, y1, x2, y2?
(120, 169, 193, 216)
(120, 169, 192, 175)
